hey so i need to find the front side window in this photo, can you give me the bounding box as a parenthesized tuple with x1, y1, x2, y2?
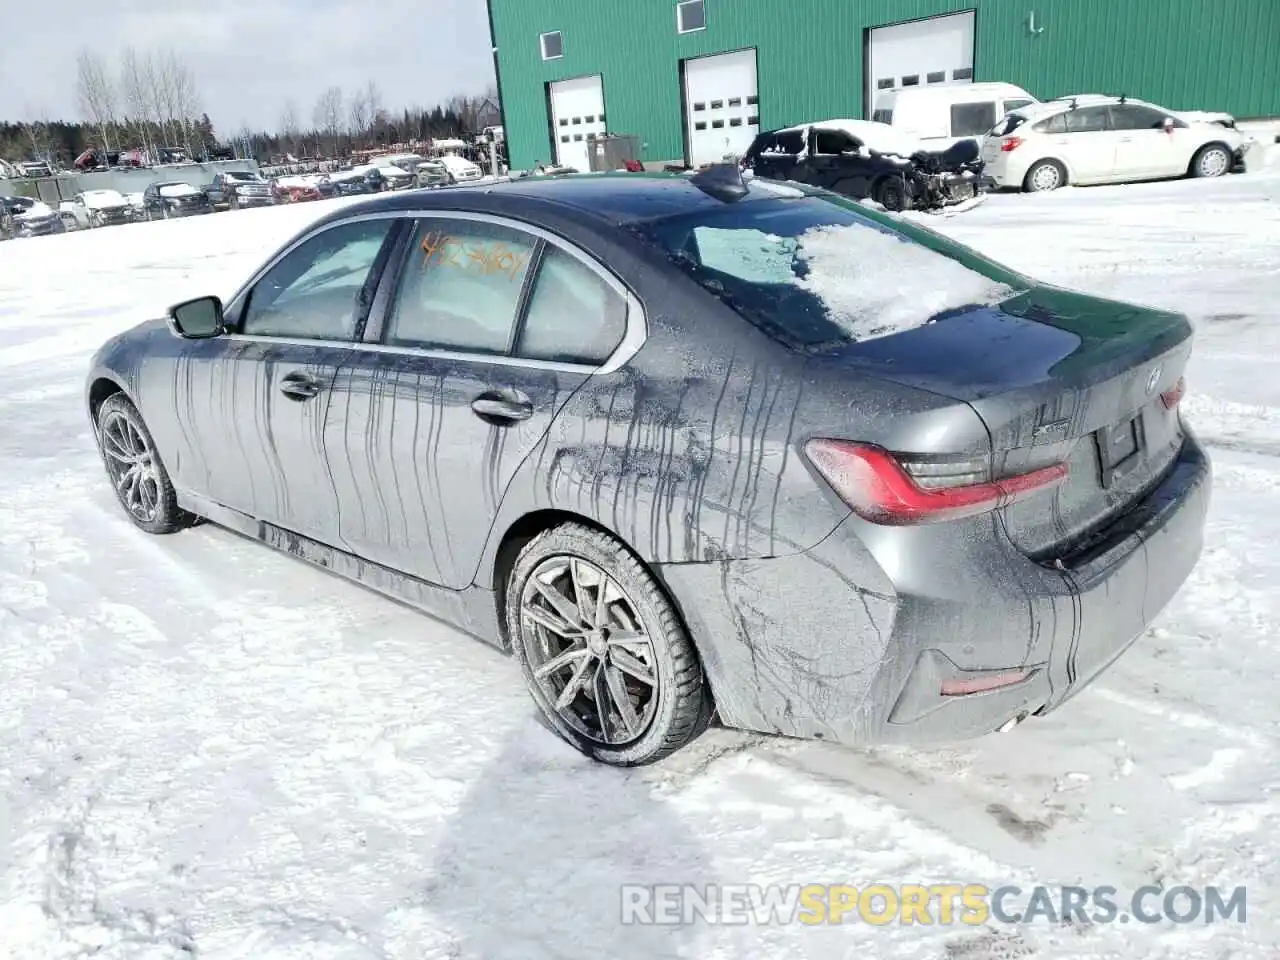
(241, 218, 394, 340)
(950, 101, 999, 137)
(1108, 104, 1172, 131)
(1064, 106, 1111, 133)
(677, 0, 706, 33)
(517, 247, 626, 364)
(386, 218, 536, 354)
(813, 129, 860, 156)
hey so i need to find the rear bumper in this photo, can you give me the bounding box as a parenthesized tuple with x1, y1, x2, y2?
(657, 431, 1210, 747)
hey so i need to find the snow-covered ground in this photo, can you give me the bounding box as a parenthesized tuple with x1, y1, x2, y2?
(2, 166, 1278, 960)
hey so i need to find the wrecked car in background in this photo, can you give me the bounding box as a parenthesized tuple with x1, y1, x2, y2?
(0, 196, 67, 238)
(743, 119, 991, 212)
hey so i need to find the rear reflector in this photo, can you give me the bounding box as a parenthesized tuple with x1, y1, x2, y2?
(941, 670, 1030, 696)
(1000, 137, 1024, 152)
(1161, 376, 1186, 410)
(804, 440, 1069, 525)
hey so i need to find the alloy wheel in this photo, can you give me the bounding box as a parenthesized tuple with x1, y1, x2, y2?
(100, 410, 162, 523)
(1198, 147, 1230, 178)
(520, 555, 659, 746)
(1031, 163, 1062, 191)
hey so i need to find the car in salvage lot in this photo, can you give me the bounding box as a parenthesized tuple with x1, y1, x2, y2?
(744, 119, 990, 211)
(0, 195, 67, 238)
(982, 94, 1248, 192)
(142, 181, 213, 220)
(84, 169, 1209, 766)
(59, 189, 136, 229)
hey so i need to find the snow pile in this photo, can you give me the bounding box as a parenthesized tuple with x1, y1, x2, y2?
(158, 183, 199, 199)
(796, 224, 1014, 338)
(81, 190, 127, 209)
(778, 118, 922, 159)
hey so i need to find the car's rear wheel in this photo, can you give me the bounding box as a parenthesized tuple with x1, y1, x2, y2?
(874, 177, 908, 212)
(506, 523, 711, 766)
(1191, 143, 1232, 179)
(1024, 159, 1067, 192)
(95, 394, 192, 535)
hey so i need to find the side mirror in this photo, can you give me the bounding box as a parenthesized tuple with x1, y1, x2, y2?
(1163, 117, 1176, 132)
(168, 295, 225, 339)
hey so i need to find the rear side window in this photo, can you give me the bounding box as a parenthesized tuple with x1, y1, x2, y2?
(1064, 106, 1111, 132)
(950, 101, 998, 137)
(385, 219, 535, 354)
(516, 247, 626, 364)
(1108, 103, 1172, 130)
(1034, 112, 1069, 134)
(636, 198, 1023, 349)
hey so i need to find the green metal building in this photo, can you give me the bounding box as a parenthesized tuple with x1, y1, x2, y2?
(486, 0, 1280, 171)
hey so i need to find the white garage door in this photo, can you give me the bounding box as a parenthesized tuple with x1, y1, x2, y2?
(867, 11, 975, 114)
(684, 49, 759, 168)
(549, 75, 605, 172)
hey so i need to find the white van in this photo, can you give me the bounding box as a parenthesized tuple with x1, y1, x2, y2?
(871, 82, 1038, 148)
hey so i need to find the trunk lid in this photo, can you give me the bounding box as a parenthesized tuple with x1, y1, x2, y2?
(818, 285, 1193, 561)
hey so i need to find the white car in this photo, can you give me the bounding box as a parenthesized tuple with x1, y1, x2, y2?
(59, 189, 136, 228)
(436, 153, 484, 183)
(981, 94, 1245, 192)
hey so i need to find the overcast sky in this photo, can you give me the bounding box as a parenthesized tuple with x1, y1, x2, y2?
(0, 0, 496, 133)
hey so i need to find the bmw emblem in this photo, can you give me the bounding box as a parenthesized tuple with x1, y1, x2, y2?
(1147, 365, 1162, 395)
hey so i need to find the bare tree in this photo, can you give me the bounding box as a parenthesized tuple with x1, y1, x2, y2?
(75, 49, 118, 151)
(118, 46, 155, 156)
(313, 85, 344, 155)
(347, 89, 369, 141)
(279, 100, 300, 153)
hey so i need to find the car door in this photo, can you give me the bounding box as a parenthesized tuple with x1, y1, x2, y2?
(1108, 103, 1185, 178)
(325, 213, 633, 588)
(1059, 105, 1120, 182)
(807, 128, 877, 198)
(172, 216, 402, 545)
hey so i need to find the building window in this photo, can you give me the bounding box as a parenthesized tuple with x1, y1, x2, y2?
(747, 114, 759, 125)
(901, 74, 920, 87)
(927, 71, 946, 84)
(876, 78, 894, 90)
(953, 67, 973, 80)
(584, 115, 595, 123)
(727, 97, 741, 108)
(693, 101, 706, 112)
(695, 121, 707, 131)
(677, 0, 706, 34)
(712, 119, 724, 129)
(540, 31, 563, 60)
(710, 99, 724, 109)
(729, 117, 742, 127)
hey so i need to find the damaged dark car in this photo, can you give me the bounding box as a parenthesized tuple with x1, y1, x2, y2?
(743, 119, 992, 212)
(85, 171, 1208, 767)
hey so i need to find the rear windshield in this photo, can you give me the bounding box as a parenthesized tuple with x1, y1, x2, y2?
(633, 195, 1025, 350)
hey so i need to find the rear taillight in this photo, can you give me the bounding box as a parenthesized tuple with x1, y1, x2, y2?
(1000, 137, 1024, 152)
(1161, 376, 1186, 410)
(804, 440, 1069, 525)
(940, 670, 1030, 696)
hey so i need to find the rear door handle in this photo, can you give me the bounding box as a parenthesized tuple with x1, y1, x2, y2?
(471, 392, 533, 424)
(280, 370, 322, 400)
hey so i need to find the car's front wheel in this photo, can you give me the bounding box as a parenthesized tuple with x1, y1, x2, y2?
(507, 523, 712, 766)
(95, 393, 192, 535)
(1191, 143, 1232, 178)
(1024, 158, 1067, 192)
(874, 177, 908, 211)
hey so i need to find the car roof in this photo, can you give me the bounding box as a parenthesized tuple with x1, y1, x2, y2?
(310, 172, 800, 228)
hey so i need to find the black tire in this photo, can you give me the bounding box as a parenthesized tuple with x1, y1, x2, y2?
(1023, 158, 1067, 193)
(506, 522, 711, 766)
(95, 393, 193, 535)
(874, 177, 908, 211)
(1190, 143, 1232, 179)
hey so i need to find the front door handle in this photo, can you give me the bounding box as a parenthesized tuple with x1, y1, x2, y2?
(471, 392, 533, 424)
(280, 370, 322, 400)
